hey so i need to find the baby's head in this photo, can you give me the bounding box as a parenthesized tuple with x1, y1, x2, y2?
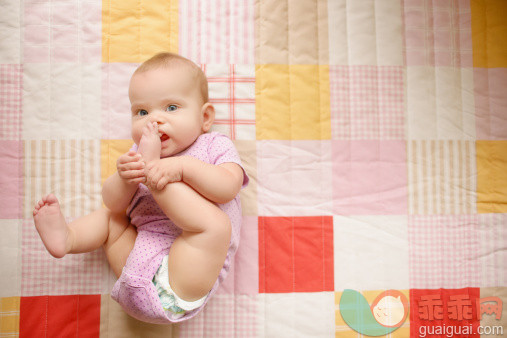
(129, 52, 214, 157)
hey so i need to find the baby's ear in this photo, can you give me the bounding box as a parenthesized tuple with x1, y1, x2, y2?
(201, 103, 215, 132)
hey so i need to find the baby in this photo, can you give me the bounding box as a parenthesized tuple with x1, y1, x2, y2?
(32, 52, 249, 323)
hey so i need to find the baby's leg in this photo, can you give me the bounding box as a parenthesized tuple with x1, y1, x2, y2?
(33, 194, 136, 277)
(150, 183, 231, 302)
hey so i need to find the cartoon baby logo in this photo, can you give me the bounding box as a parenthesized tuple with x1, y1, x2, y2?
(340, 289, 409, 336)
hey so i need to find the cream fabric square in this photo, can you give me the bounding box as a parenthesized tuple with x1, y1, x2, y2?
(334, 215, 409, 291)
(407, 67, 475, 139)
(328, 0, 403, 65)
(258, 140, 332, 216)
(0, 220, 21, 297)
(259, 293, 335, 338)
(0, 1, 21, 63)
(23, 63, 102, 140)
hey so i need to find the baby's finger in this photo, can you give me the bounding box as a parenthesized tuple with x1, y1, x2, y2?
(121, 169, 145, 179)
(156, 177, 169, 190)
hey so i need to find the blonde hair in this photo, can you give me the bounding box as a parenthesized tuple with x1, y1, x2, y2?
(134, 52, 209, 103)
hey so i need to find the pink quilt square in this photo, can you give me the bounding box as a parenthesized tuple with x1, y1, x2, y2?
(0, 65, 22, 140)
(403, 0, 472, 67)
(332, 140, 407, 215)
(23, 0, 101, 63)
(474, 68, 507, 140)
(408, 215, 480, 289)
(330, 66, 405, 140)
(0, 141, 22, 218)
(101, 63, 139, 139)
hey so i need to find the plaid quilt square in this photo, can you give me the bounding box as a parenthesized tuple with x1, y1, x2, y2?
(23, 0, 101, 63)
(0, 64, 22, 140)
(330, 66, 405, 140)
(408, 215, 480, 289)
(259, 216, 334, 293)
(206, 65, 256, 140)
(180, 0, 254, 64)
(403, 0, 472, 67)
(21, 219, 107, 296)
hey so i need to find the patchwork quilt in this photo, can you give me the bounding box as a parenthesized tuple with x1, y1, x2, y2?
(0, 0, 506, 337)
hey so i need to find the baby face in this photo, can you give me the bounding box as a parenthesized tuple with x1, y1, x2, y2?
(372, 295, 405, 327)
(129, 65, 210, 158)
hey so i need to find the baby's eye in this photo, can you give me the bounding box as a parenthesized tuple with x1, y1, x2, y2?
(166, 105, 178, 112)
(138, 109, 148, 116)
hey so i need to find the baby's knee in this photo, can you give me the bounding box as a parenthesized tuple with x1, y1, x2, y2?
(207, 211, 231, 245)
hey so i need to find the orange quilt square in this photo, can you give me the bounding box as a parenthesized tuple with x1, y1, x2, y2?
(259, 216, 334, 293)
(20, 295, 101, 337)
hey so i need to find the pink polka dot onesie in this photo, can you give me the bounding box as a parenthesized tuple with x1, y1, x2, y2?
(111, 132, 248, 323)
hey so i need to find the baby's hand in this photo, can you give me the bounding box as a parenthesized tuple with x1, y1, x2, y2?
(145, 157, 184, 190)
(117, 150, 146, 185)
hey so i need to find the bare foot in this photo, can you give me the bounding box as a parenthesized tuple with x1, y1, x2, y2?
(138, 122, 161, 163)
(33, 194, 72, 258)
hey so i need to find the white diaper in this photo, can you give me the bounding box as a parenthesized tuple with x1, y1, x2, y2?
(152, 255, 207, 318)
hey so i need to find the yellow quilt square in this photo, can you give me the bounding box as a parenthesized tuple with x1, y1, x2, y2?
(101, 140, 134, 184)
(471, 0, 507, 68)
(0, 297, 20, 336)
(477, 141, 507, 213)
(256, 64, 331, 140)
(102, 0, 178, 63)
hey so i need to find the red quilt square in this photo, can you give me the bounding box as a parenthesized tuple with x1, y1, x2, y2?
(410, 288, 480, 338)
(20, 295, 101, 337)
(259, 216, 334, 293)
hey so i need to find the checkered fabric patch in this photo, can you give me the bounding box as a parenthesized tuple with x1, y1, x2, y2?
(0, 64, 22, 140)
(403, 0, 473, 67)
(409, 215, 480, 289)
(330, 66, 405, 140)
(205, 64, 256, 140)
(21, 220, 106, 296)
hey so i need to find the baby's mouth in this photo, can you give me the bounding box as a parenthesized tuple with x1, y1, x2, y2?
(160, 134, 169, 142)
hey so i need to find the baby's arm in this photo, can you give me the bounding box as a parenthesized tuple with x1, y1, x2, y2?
(102, 150, 145, 212)
(145, 156, 244, 204)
